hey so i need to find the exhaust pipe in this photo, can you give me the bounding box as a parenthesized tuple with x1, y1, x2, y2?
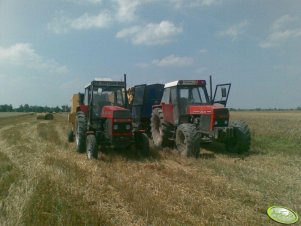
(124, 73, 129, 108)
(210, 75, 213, 103)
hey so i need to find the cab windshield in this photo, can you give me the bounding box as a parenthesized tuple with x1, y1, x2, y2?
(92, 86, 125, 107)
(179, 86, 209, 104)
(91, 86, 125, 117)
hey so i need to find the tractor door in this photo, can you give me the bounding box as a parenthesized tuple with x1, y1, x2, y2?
(131, 84, 146, 125)
(213, 83, 231, 106)
(170, 87, 179, 124)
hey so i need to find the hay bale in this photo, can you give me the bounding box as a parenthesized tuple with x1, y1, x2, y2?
(45, 113, 54, 120)
(36, 113, 54, 120)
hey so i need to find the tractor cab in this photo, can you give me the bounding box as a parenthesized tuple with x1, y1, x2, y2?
(82, 80, 128, 122)
(160, 80, 231, 125)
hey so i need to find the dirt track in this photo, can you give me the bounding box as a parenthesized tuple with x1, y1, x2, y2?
(0, 112, 300, 226)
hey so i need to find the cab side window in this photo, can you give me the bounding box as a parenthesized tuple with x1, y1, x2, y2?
(171, 87, 177, 104)
(161, 88, 171, 104)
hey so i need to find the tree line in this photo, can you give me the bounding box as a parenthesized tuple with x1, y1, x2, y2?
(0, 104, 70, 113)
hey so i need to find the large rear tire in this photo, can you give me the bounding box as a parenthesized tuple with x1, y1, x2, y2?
(75, 111, 87, 153)
(86, 134, 98, 160)
(175, 123, 200, 158)
(151, 108, 170, 148)
(225, 120, 251, 153)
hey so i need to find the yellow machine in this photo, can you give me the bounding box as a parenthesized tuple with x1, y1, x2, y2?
(68, 94, 80, 134)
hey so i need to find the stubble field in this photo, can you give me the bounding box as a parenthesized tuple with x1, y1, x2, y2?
(0, 111, 301, 226)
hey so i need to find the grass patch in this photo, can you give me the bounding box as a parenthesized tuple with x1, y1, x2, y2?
(1, 112, 301, 225)
(0, 152, 20, 199)
(22, 175, 113, 226)
(37, 122, 61, 145)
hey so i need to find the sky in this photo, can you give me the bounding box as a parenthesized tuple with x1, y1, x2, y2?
(0, 0, 300, 109)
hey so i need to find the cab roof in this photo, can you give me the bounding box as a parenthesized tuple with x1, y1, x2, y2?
(164, 80, 206, 88)
(84, 79, 125, 89)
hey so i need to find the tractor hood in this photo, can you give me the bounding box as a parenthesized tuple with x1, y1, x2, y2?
(188, 104, 222, 114)
(101, 106, 132, 119)
(187, 104, 229, 129)
(187, 104, 229, 119)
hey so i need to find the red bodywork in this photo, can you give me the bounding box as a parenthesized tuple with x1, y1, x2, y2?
(160, 103, 229, 131)
(187, 105, 229, 130)
(77, 104, 89, 114)
(101, 106, 129, 118)
(101, 105, 133, 137)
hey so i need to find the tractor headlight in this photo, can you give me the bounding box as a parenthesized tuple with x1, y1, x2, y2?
(224, 120, 228, 125)
(126, 124, 131, 130)
(113, 125, 118, 130)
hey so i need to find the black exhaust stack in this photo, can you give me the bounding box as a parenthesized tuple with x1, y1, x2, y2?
(124, 73, 129, 108)
(210, 75, 213, 103)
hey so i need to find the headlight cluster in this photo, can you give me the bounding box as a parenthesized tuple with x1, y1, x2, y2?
(214, 120, 228, 126)
(113, 124, 131, 130)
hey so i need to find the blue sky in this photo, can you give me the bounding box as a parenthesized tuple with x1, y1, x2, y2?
(0, 0, 300, 108)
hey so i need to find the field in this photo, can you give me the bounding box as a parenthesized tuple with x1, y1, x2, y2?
(0, 112, 33, 118)
(0, 111, 301, 226)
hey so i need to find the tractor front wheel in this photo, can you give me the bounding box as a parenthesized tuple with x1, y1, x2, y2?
(86, 134, 98, 160)
(175, 123, 200, 158)
(151, 108, 170, 148)
(225, 120, 251, 153)
(75, 111, 87, 153)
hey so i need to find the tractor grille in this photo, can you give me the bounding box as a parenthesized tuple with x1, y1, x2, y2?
(213, 108, 229, 127)
(199, 115, 211, 131)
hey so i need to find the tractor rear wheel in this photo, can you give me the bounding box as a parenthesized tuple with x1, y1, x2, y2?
(225, 120, 251, 153)
(151, 108, 170, 148)
(75, 111, 87, 153)
(135, 132, 150, 156)
(175, 123, 200, 158)
(86, 134, 98, 160)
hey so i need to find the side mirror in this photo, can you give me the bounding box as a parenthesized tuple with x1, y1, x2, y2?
(221, 87, 227, 98)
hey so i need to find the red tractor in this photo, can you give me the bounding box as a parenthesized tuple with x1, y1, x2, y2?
(68, 75, 149, 159)
(151, 78, 251, 157)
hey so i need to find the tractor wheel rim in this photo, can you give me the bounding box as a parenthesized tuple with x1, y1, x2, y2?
(75, 125, 79, 146)
(177, 131, 186, 152)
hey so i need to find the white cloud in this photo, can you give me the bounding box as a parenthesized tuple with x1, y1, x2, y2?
(219, 20, 248, 41)
(48, 10, 112, 33)
(115, 0, 153, 22)
(0, 43, 68, 74)
(116, 21, 182, 45)
(170, 0, 220, 8)
(260, 15, 301, 48)
(152, 55, 194, 67)
(70, 11, 112, 29)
